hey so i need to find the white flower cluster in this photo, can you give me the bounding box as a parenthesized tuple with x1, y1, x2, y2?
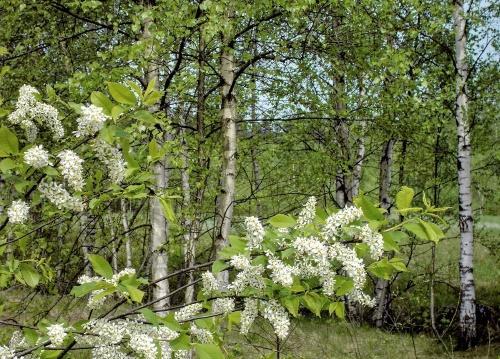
(174, 303, 203, 322)
(76, 268, 136, 309)
(74, 104, 109, 137)
(92, 139, 126, 184)
(7, 200, 29, 224)
(240, 298, 258, 335)
(91, 346, 131, 359)
(228, 256, 265, 294)
(8, 85, 64, 141)
(358, 224, 384, 259)
(46, 323, 67, 346)
(244, 216, 265, 250)
(0, 345, 16, 358)
(190, 324, 213, 344)
(261, 300, 290, 339)
(267, 255, 294, 287)
(174, 350, 190, 359)
(296, 196, 317, 228)
(322, 205, 363, 240)
(201, 271, 220, 295)
(129, 333, 157, 359)
(212, 297, 235, 315)
(38, 181, 84, 212)
(329, 242, 374, 306)
(24, 145, 51, 168)
(57, 150, 85, 191)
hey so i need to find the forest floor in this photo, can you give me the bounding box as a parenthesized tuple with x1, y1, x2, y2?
(228, 318, 500, 359)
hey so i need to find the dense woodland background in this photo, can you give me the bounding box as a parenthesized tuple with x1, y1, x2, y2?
(0, 0, 498, 358)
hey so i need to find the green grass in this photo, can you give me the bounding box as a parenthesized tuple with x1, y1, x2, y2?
(227, 318, 500, 359)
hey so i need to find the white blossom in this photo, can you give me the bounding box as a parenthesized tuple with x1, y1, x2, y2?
(261, 300, 290, 339)
(240, 298, 258, 335)
(57, 150, 84, 191)
(74, 104, 109, 137)
(7, 200, 29, 224)
(229, 254, 251, 270)
(92, 139, 126, 184)
(358, 224, 384, 259)
(38, 181, 84, 212)
(8, 85, 64, 141)
(174, 303, 203, 322)
(190, 324, 213, 344)
(129, 333, 157, 359)
(108, 267, 136, 285)
(212, 297, 235, 315)
(244, 216, 265, 250)
(267, 255, 294, 287)
(46, 324, 67, 346)
(91, 346, 131, 359)
(24, 145, 51, 168)
(0, 345, 16, 359)
(201, 271, 220, 295)
(173, 350, 190, 359)
(227, 259, 265, 294)
(296, 196, 317, 229)
(322, 205, 363, 240)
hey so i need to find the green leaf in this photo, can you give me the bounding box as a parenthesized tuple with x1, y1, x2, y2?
(403, 222, 427, 241)
(268, 214, 296, 228)
(90, 91, 113, 115)
(40, 350, 63, 358)
(107, 82, 136, 105)
(19, 263, 40, 287)
(368, 259, 394, 280)
(419, 219, 444, 243)
(281, 296, 300, 317)
(395, 186, 414, 211)
(329, 302, 345, 319)
(335, 276, 354, 296)
(124, 285, 144, 303)
(0, 158, 16, 172)
(70, 282, 99, 297)
(0, 127, 19, 157)
(159, 196, 176, 222)
(111, 105, 124, 120)
(354, 195, 384, 221)
(87, 254, 113, 279)
(194, 344, 225, 359)
(389, 258, 408, 272)
(382, 232, 400, 253)
(302, 292, 324, 317)
(212, 260, 229, 274)
(133, 110, 156, 125)
(170, 333, 191, 350)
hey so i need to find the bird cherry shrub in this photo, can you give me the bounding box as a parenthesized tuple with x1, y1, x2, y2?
(0, 85, 447, 358)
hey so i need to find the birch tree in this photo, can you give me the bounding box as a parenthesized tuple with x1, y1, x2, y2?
(454, 0, 476, 347)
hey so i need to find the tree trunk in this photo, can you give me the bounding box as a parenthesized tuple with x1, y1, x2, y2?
(215, 13, 237, 271)
(454, 0, 476, 347)
(121, 199, 132, 268)
(372, 138, 395, 327)
(143, 11, 170, 311)
(351, 82, 366, 199)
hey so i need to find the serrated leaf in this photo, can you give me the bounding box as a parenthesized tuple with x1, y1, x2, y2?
(107, 82, 136, 105)
(90, 91, 113, 114)
(125, 285, 144, 303)
(19, 263, 40, 287)
(403, 222, 427, 241)
(194, 343, 225, 359)
(396, 186, 414, 211)
(281, 296, 300, 317)
(335, 276, 354, 296)
(159, 196, 176, 222)
(87, 254, 113, 278)
(0, 127, 19, 157)
(389, 258, 408, 272)
(354, 195, 384, 221)
(268, 214, 296, 228)
(329, 302, 345, 319)
(302, 292, 324, 317)
(212, 260, 228, 274)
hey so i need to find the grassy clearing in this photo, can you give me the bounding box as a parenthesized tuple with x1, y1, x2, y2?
(227, 318, 500, 359)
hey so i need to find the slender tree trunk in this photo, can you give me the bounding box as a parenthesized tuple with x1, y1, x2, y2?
(143, 11, 170, 311)
(184, 30, 207, 304)
(80, 213, 93, 276)
(215, 12, 237, 269)
(121, 199, 132, 268)
(372, 138, 395, 327)
(110, 219, 118, 272)
(454, 0, 476, 347)
(351, 83, 366, 199)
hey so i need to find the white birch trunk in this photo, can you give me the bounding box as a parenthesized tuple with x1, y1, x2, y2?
(215, 15, 237, 271)
(454, 0, 476, 346)
(143, 13, 170, 311)
(121, 199, 132, 268)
